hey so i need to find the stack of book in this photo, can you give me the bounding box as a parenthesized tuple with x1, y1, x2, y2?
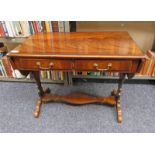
(139, 50, 155, 76)
(0, 21, 70, 82)
(0, 21, 70, 37)
(0, 43, 14, 78)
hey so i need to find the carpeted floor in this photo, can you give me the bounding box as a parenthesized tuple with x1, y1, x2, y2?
(0, 81, 155, 133)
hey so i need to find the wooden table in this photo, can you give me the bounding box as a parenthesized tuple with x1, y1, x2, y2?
(7, 32, 146, 123)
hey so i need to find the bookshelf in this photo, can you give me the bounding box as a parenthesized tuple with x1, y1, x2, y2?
(0, 21, 155, 85)
(0, 21, 71, 85)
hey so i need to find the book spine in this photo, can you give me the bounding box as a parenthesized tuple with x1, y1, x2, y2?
(35, 21, 40, 32)
(153, 63, 155, 76)
(12, 21, 19, 36)
(45, 21, 50, 32)
(1, 21, 9, 36)
(47, 71, 50, 79)
(0, 61, 3, 76)
(60, 71, 64, 80)
(25, 21, 31, 35)
(9, 21, 16, 37)
(150, 53, 155, 76)
(20, 21, 30, 36)
(0, 59, 7, 77)
(16, 21, 23, 36)
(49, 21, 53, 32)
(53, 71, 56, 80)
(41, 21, 46, 32)
(52, 21, 59, 32)
(32, 21, 38, 33)
(28, 21, 33, 34)
(5, 21, 14, 37)
(64, 21, 70, 32)
(2, 56, 13, 77)
(37, 21, 42, 32)
(0, 21, 5, 36)
(58, 21, 64, 32)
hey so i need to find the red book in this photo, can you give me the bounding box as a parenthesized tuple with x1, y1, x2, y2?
(2, 56, 13, 77)
(0, 22, 5, 36)
(35, 21, 40, 32)
(32, 21, 38, 33)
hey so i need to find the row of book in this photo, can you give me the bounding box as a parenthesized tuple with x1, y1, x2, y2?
(40, 70, 64, 81)
(72, 71, 119, 77)
(0, 21, 70, 82)
(139, 50, 155, 76)
(0, 21, 70, 37)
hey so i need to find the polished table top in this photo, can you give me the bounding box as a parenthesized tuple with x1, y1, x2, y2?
(7, 32, 145, 59)
(7, 32, 146, 123)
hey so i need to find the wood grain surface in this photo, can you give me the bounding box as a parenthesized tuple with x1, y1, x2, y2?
(7, 32, 145, 59)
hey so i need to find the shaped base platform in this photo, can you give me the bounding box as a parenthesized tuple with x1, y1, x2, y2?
(34, 91, 116, 118)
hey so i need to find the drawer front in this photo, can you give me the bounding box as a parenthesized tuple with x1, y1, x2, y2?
(74, 60, 132, 72)
(14, 58, 73, 70)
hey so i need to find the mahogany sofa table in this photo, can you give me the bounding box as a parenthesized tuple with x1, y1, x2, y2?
(7, 32, 146, 123)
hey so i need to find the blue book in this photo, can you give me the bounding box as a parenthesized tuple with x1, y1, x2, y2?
(28, 21, 33, 34)
(49, 21, 53, 32)
(12, 21, 18, 36)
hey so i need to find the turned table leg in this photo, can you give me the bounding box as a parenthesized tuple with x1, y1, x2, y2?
(116, 73, 126, 123)
(112, 73, 126, 123)
(32, 71, 44, 118)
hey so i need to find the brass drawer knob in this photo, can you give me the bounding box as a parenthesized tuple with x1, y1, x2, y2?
(36, 62, 54, 70)
(93, 63, 112, 71)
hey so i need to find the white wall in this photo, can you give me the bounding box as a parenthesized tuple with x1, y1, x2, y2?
(76, 21, 155, 52)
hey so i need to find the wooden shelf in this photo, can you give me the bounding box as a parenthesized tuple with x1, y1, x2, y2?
(0, 37, 27, 43)
(72, 75, 155, 80)
(0, 77, 64, 84)
(0, 74, 155, 85)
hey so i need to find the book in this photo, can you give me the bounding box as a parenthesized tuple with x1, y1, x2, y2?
(28, 21, 34, 34)
(47, 71, 51, 79)
(2, 56, 13, 77)
(20, 21, 30, 36)
(64, 21, 70, 32)
(140, 50, 155, 76)
(32, 21, 38, 33)
(150, 51, 155, 76)
(0, 21, 5, 36)
(9, 21, 16, 37)
(146, 50, 154, 76)
(12, 21, 19, 36)
(1, 21, 9, 36)
(5, 21, 14, 37)
(41, 21, 46, 32)
(35, 21, 40, 32)
(0, 59, 7, 77)
(52, 21, 59, 32)
(45, 21, 50, 32)
(37, 21, 42, 32)
(49, 22, 53, 32)
(58, 21, 64, 32)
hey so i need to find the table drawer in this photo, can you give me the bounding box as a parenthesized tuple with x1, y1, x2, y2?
(74, 60, 132, 72)
(14, 58, 73, 70)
